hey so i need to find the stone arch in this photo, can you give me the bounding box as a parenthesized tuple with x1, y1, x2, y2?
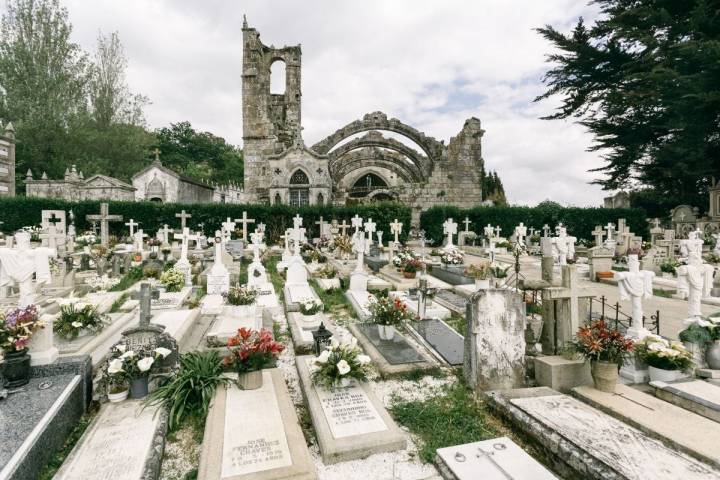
(146, 174, 165, 202)
(367, 188, 398, 201)
(311, 111, 446, 162)
(329, 131, 432, 178)
(270, 59, 286, 94)
(289, 168, 310, 185)
(331, 148, 424, 187)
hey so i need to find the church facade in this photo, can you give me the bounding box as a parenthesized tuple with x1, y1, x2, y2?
(241, 20, 485, 221)
(26, 165, 135, 202)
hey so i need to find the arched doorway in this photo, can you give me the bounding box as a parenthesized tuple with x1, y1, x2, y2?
(146, 175, 165, 202)
(289, 169, 309, 206)
(349, 173, 388, 198)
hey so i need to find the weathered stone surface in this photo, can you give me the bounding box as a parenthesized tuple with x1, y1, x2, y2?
(296, 356, 406, 464)
(349, 323, 434, 375)
(198, 369, 316, 480)
(533, 355, 592, 393)
(651, 380, 720, 423)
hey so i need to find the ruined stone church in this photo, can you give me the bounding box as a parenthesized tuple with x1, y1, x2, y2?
(242, 19, 486, 221)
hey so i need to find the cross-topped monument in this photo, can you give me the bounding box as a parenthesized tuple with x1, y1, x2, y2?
(175, 210, 192, 231)
(351, 214, 363, 234)
(86, 203, 122, 247)
(338, 219, 350, 236)
(221, 217, 236, 242)
(390, 219, 403, 244)
(443, 218, 458, 249)
(542, 224, 551, 237)
(542, 265, 594, 354)
(160, 224, 172, 244)
(132, 282, 161, 328)
(125, 219, 139, 238)
(592, 225, 605, 247)
(463, 217, 472, 233)
(315, 216, 326, 238)
(38, 226, 63, 252)
(234, 211, 255, 240)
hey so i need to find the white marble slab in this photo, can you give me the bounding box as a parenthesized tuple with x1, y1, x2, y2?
(346, 290, 373, 320)
(55, 401, 161, 480)
(221, 371, 292, 477)
(656, 380, 720, 405)
(151, 309, 197, 341)
(437, 436, 558, 480)
(389, 291, 451, 320)
(201, 294, 224, 315)
(511, 394, 719, 479)
(254, 283, 279, 309)
(151, 287, 192, 310)
(315, 380, 388, 439)
(208, 306, 261, 344)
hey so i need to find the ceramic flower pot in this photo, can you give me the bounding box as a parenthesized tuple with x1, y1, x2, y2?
(684, 341, 707, 370)
(591, 360, 618, 393)
(706, 340, 720, 370)
(648, 365, 688, 383)
(130, 376, 149, 399)
(237, 370, 263, 390)
(108, 388, 129, 403)
(378, 324, 396, 341)
(475, 279, 490, 290)
(1, 349, 31, 388)
(403, 271, 416, 279)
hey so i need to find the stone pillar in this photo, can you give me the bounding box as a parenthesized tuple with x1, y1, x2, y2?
(540, 237, 554, 284)
(29, 313, 59, 365)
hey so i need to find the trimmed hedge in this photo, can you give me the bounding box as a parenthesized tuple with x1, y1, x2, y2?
(0, 198, 412, 244)
(420, 204, 649, 245)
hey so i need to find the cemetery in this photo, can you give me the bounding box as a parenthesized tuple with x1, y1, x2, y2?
(1, 2, 720, 480)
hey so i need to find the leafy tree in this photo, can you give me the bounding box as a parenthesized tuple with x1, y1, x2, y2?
(480, 166, 507, 205)
(535, 1, 720, 211)
(154, 121, 243, 185)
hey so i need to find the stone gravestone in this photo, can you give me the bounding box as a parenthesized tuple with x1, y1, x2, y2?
(464, 289, 526, 391)
(41, 210, 67, 254)
(206, 231, 230, 296)
(541, 265, 593, 355)
(86, 203, 122, 247)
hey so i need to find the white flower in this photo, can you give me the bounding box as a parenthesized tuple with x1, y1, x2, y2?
(120, 350, 135, 359)
(357, 354, 371, 365)
(108, 358, 124, 374)
(336, 360, 350, 375)
(316, 350, 330, 364)
(58, 296, 79, 307)
(155, 347, 172, 358)
(71, 321, 83, 329)
(115, 344, 127, 354)
(137, 357, 155, 372)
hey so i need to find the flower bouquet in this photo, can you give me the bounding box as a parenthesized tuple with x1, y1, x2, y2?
(315, 265, 338, 279)
(299, 298, 323, 316)
(572, 320, 634, 392)
(401, 258, 424, 278)
(367, 296, 416, 340)
(108, 344, 172, 398)
(84, 274, 120, 292)
(226, 328, 284, 389)
(55, 295, 109, 340)
(635, 335, 693, 382)
(0, 305, 43, 387)
(440, 249, 464, 265)
(465, 262, 491, 289)
(225, 284, 258, 306)
(680, 314, 720, 369)
(333, 234, 353, 259)
(160, 267, 185, 292)
(311, 333, 372, 389)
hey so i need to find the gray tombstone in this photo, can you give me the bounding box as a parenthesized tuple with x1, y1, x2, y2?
(464, 289, 526, 391)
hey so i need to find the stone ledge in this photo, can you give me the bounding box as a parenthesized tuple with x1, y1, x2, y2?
(533, 355, 592, 393)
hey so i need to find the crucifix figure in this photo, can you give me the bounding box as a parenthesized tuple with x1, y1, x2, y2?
(280, 229, 292, 257)
(678, 252, 714, 317)
(363, 218, 376, 253)
(616, 254, 655, 339)
(390, 219, 403, 245)
(0, 231, 57, 307)
(86, 203, 122, 247)
(125, 219, 139, 238)
(175, 210, 192, 231)
(351, 214, 363, 234)
(443, 218, 458, 249)
(234, 211, 255, 240)
(463, 217, 472, 233)
(132, 282, 160, 327)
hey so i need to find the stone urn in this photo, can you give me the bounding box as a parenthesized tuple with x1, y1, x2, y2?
(590, 360, 618, 393)
(475, 278, 490, 290)
(706, 340, 720, 370)
(237, 370, 263, 390)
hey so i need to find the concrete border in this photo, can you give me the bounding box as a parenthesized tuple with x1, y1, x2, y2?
(349, 323, 436, 375)
(296, 355, 406, 464)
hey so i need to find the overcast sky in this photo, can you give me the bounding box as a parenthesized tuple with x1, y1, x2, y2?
(58, 0, 608, 206)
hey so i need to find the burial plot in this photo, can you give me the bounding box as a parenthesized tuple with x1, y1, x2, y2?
(433, 289, 468, 315)
(151, 309, 199, 349)
(390, 290, 451, 320)
(0, 372, 85, 480)
(198, 369, 316, 480)
(286, 312, 336, 351)
(651, 379, 720, 423)
(429, 265, 474, 286)
(486, 387, 720, 480)
(151, 286, 192, 311)
(349, 323, 435, 375)
(207, 305, 263, 346)
(435, 436, 558, 480)
(296, 356, 406, 464)
(409, 318, 464, 366)
(54, 401, 167, 480)
(57, 309, 137, 367)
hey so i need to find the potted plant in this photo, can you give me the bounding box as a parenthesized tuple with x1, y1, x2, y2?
(0, 305, 43, 388)
(367, 296, 416, 340)
(160, 267, 185, 292)
(679, 315, 720, 369)
(333, 234, 353, 260)
(105, 356, 129, 403)
(440, 249, 464, 272)
(223, 284, 258, 318)
(635, 335, 693, 382)
(465, 262, 491, 289)
(54, 295, 109, 340)
(489, 263, 510, 286)
(311, 333, 372, 389)
(660, 258, 680, 278)
(402, 258, 423, 279)
(226, 328, 284, 390)
(109, 344, 171, 399)
(142, 263, 161, 280)
(298, 298, 323, 328)
(572, 320, 634, 393)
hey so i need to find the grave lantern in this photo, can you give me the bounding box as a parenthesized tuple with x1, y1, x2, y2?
(312, 322, 333, 356)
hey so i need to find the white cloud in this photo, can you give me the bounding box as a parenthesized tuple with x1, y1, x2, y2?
(52, 0, 608, 205)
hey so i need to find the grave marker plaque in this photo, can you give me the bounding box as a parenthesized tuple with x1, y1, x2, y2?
(315, 381, 387, 439)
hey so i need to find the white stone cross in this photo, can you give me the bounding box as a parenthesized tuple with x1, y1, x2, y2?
(547, 266, 593, 348)
(125, 219, 139, 238)
(160, 224, 172, 244)
(352, 231, 366, 272)
(463, 217, 472, 233)
(174, 227, 198, 263)
(338, 220, 350, 236)
(234, 211, 255, 240)
(281, 229, 291, 255)
(364, 218, 376, 252)
(38, 226, 62, 253)
(175, 210, 192, 231)
(592, 225, 605, 246)
(315, 216, 326, 237)
(293, 214, 303, 229)
(376, 231, 384, 247)
(542, 224, 551, 237)
(484, 224, 494, 238)
(494, 225, 502, 238)
(86, 203, 122, 247)
(604, 222, 615, 240)
(250, 231, 263, 261)
(221, 217, 236, 241)
(351, 214, 363, 233)
(390, 219, 403, 244)
(134, 229, 148, 252)
(443, 218, 458, 248)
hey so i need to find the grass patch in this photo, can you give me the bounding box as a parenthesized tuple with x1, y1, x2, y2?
(109, 265, 143, 292)
(310, 279, 354, 320)
(263, 255, 285, 301)
(109, 292, 129, 313)
(382, 366, 448, 382)
(445, 313, 466, 336)
(390, 381, 500, 463)
(653, 288, 673, 298)
(37, 405, 99, 479)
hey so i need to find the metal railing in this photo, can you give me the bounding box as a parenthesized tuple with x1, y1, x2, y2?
(588, 295, 660, 336)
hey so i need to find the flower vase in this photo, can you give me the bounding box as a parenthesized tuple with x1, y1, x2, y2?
(130, 376, 149, 399)
(475, 279, 490, 290)
(378, 324, 396, 341)
(300, 313, 320, 329)
(403, 271, 416, 279)
(237, 370, 263, 390)
(1, 349, 31, 388)
(706, 340, 720, 370)
(108, 388, 129, 403)
(648, 366, 688, 382)
(590, 360, 618, 393)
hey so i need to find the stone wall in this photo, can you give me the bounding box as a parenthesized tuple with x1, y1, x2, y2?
(0, 125, 16, 197)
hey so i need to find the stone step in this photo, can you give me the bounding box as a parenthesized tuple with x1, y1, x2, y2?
(572, 384, 720, 469)
(650, 379, 720, 424)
